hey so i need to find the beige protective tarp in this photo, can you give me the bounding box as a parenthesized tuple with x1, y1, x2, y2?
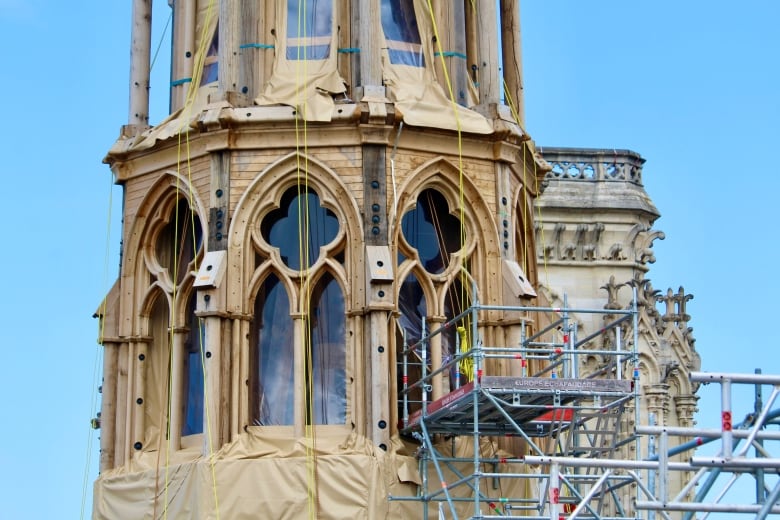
(94, 432, 421, 519)
(380, 0, 492, 135)
(94, 432, 534, 519)
(254, 0, 347, 122)
(121, 0, 493, 155)
(251, 0, 490, 131)
(126, 0, 220, 152)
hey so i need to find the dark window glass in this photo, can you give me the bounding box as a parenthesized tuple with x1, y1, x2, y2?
(397, 273, 426, 415)
(286, 0, 333, 60)
(380, 0, 424, 67)
(401, 189, 462, 274)
(253, 275, 295, 425)
(308, 272, 346, 425)
(182, 294, 204, 436)
(261, 187, 339, 270)
(155, 198, 203, 284)
(398, 272, 426, 346)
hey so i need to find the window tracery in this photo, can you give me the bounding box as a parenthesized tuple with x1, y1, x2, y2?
(143, 195, 204, 444)
(397, 187, 472, 412)
(250, 186, 347, 427)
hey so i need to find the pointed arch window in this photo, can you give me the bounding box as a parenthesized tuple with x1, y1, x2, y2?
(252, 185, 346, 428)
(146, 294, 171, 449)
(252, 274, 294, 425)
(397, 187, 472, 414)
(142, 195, 204, 451)
(308, 272, 346, 425)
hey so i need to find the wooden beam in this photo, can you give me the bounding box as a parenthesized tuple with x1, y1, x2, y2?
(476, 0, 500, 104)
(500, 0, 525, 124)
(357, 0, 382, 90)
(219, 0, 240, 96)
(237, 0, 258, 100)
(129, 0, 152, 128)
(363, 144, 387, 244)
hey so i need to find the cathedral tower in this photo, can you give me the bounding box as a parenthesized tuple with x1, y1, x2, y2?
(95, 1, 547, 517)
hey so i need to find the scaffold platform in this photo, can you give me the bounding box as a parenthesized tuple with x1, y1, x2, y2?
(404, 376, 633, 438)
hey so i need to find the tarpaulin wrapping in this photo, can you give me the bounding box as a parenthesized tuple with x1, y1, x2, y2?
(254, 0, 347, 122)
(128, 0, 220, 152)
(94, 431, 532, 519)
(380, 0, 493, 135)
(94, 432, 422, 519)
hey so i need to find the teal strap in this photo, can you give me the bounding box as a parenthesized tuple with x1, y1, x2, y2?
(171, 77, 192, 87)
(338, 47, 361, 54)
(239, 43, 275, 50)
(434, 51, 467, 59)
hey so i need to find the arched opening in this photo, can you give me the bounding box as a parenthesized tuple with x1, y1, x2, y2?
(307, 272, 346, 425)
(251, 274, 294, 426)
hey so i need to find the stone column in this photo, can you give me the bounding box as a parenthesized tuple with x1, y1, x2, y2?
(168, 330, 185, 450)
(428, 316, 446, 401)
(644, 383, 671, 426)
(675, 395, 699, 428)
(292, 313, 306, 438)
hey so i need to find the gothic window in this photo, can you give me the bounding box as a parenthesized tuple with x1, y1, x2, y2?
(397, 187, 471, 413)
(260, 187, 339, 270)
(251, 185, 346, 427)
(286, 0, 334, 60)
(401, 189, 461, 274)
(144, 195, 204, 448)
(380, 0, 424, 67)
(154, 198, 203, 284)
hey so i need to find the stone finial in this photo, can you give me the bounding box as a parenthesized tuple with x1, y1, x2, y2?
(661, 286, 693, 327)
(600, 275, 625, 310)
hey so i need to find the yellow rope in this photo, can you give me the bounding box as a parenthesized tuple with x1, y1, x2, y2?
(457, 326, 474, 382)
(425, 0, 472, 365)
(187, 31, 223, 520)
(81, 170, 115, 519)
(290, 3, 319, 518)
(502, 75, 553, 340)
(502, 78, 529, 274)
(160, 0, 222, 517)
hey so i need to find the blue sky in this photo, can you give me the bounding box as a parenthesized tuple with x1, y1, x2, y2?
(0, 1, 777, 518)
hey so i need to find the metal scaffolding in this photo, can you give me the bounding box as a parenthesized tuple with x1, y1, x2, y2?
(389, 295, 780, 519)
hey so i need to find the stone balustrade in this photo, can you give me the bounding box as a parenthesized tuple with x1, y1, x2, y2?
(540, 147, 644, 185)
